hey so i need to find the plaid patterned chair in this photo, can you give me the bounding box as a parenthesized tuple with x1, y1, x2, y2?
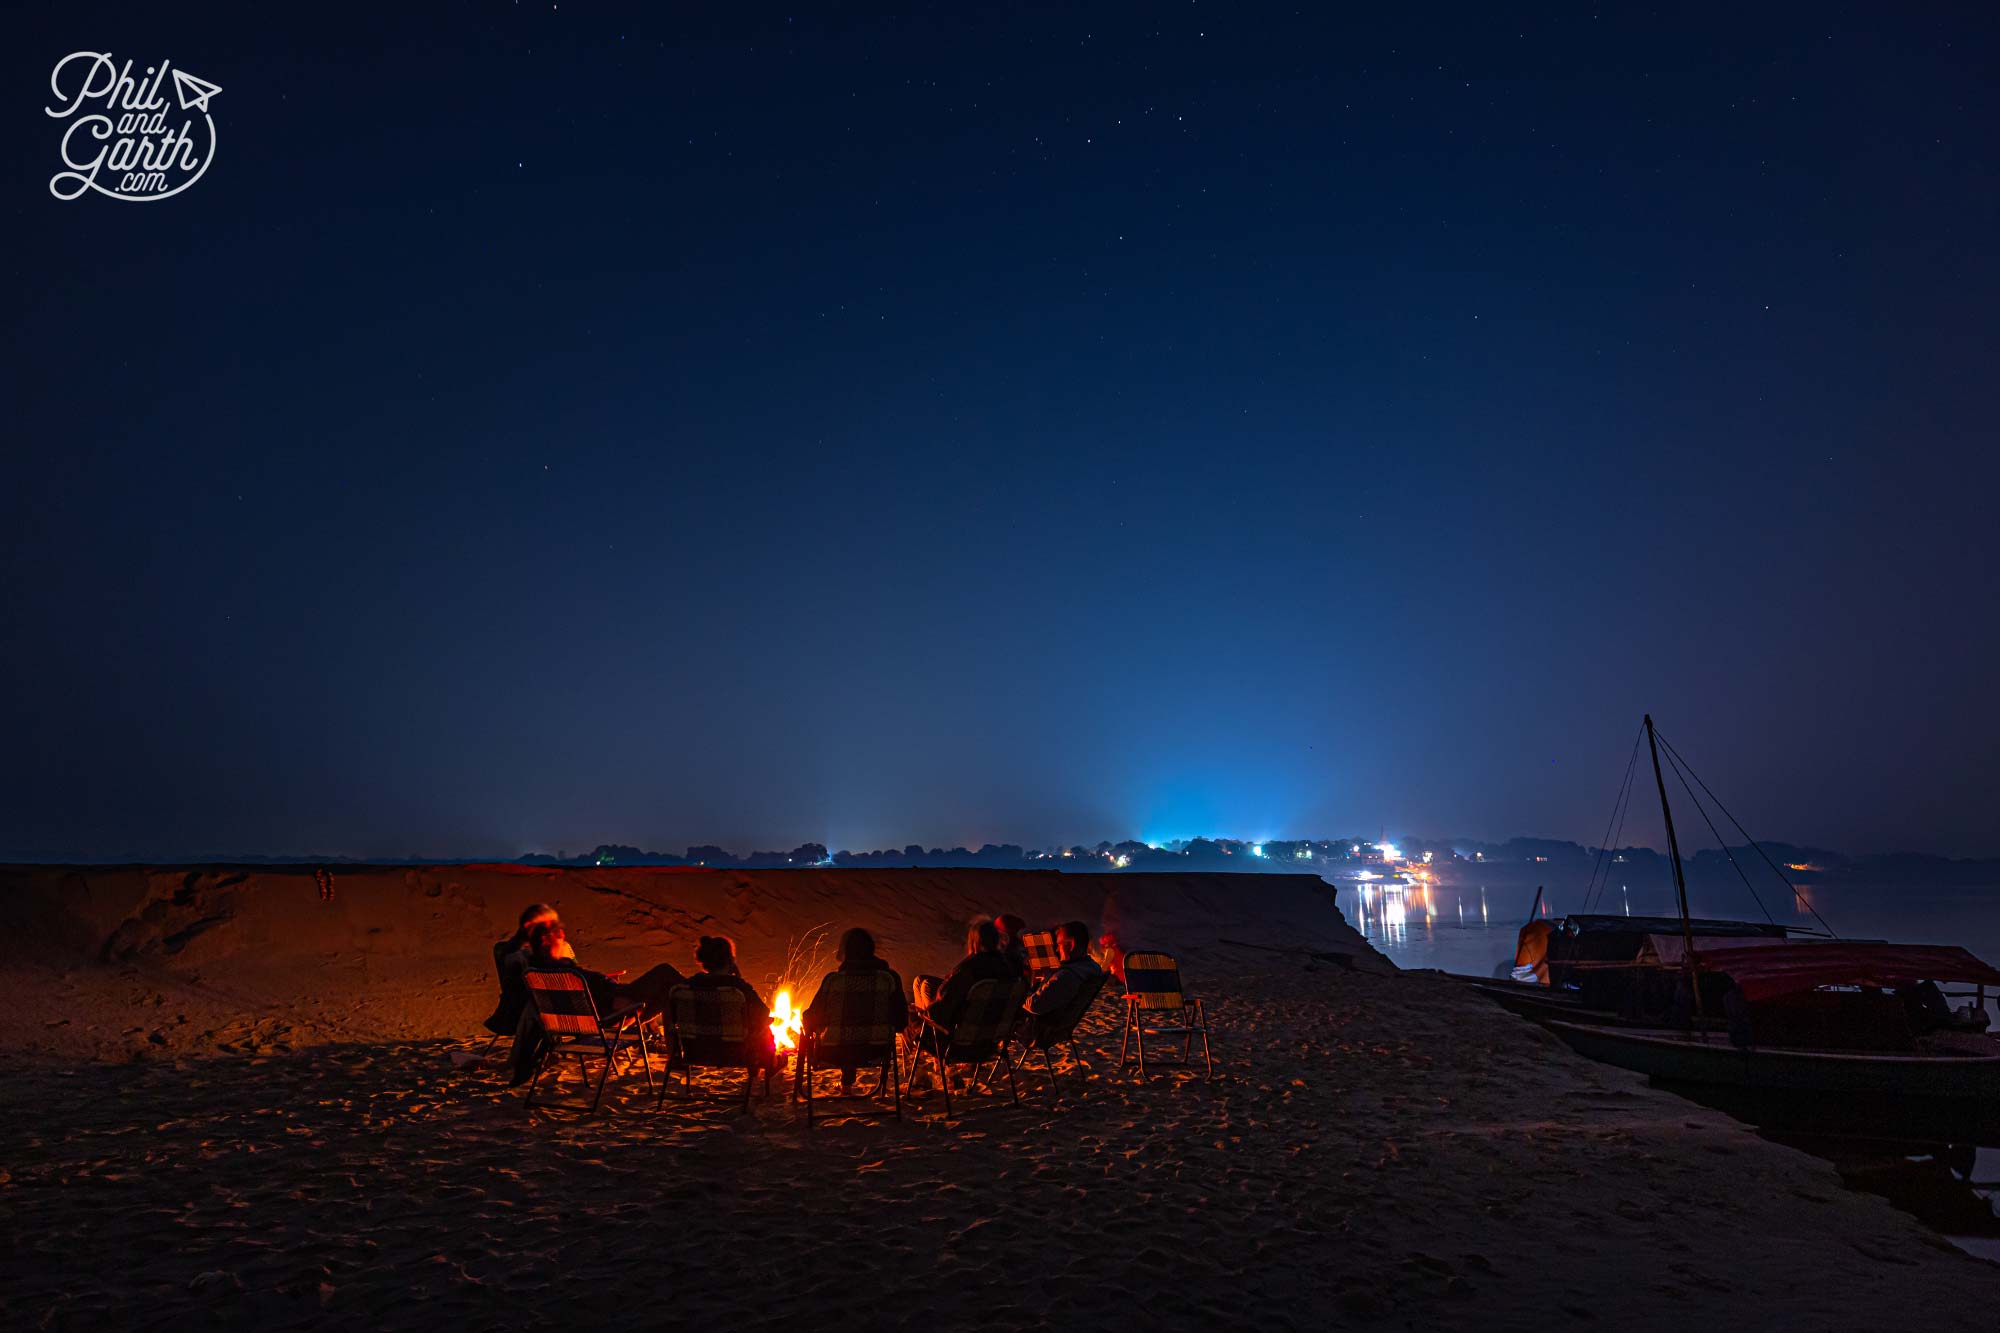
(797, 970, 907, 1125)
(1014, 968, 1110, 1102)
(1019, 929, 1063, 983)
(907, 978, 1028, 1117)
(658, 984, 781, 1112)
(520, 968, 654, 1113)
(1119, 951, 1213, 1078)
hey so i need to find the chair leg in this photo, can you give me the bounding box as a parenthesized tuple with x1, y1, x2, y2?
(635, 1023, 655, 1094)
(1183, 1006, 1195, 1064)
(1198, 1001, 1214, 1078)
(890, 1052, 902, 1121)
(524, 1048, 552, 1110)
(1119, 1004, 1134, 1068)
(1040, 1045, 1060, 1104)
(590, 1036, 621, 1113)
(1003, 1046, 1020, 1106)
(937, 1037, 953, 1119)
(1136, 1021, 1147, 1077)
(804, 1046, 814, 1126)
(657, 1036, 685, 1110)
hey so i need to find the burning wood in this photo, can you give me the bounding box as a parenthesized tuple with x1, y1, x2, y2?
(766, 924, 835, 1054)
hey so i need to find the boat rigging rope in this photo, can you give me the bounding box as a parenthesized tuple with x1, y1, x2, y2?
(1581, 725, 1643, 916)
(1659, 743, 1777, 925)
(1653, 727, 1839, 938)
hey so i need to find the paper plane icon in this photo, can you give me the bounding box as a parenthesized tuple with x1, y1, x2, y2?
(172, 68, 222, 113)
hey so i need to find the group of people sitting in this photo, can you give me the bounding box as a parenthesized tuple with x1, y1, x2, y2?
(484, 903, 1106, 1092)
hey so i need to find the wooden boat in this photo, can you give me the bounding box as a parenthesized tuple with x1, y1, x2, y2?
(1524, 716, 2000, 1134)
(1458, 973, 1734, 1031)
(1461, 911, 1800, 1028)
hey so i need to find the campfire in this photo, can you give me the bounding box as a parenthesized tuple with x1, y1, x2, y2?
(766, 924, 833, 1056)
(769, 991, 802, 1053)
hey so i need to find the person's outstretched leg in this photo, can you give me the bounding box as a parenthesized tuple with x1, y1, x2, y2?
(624, 963, 689, 1014)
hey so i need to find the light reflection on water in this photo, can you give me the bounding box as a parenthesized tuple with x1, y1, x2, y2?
(1337, 875, 2000, 1000)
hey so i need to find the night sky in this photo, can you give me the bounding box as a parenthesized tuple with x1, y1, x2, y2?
(7, 4, 1997, 861)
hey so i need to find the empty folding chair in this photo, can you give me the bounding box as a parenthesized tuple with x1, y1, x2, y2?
(1018, 929, 1063, 984)
(1119, 951, 1213, 1078)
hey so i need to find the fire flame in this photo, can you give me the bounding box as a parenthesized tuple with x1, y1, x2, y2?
(769, 989, 802, 1053)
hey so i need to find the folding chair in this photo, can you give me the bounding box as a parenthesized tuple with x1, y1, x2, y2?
(658, 985, 782, 1112)
(906, 978, 1027, 1118)
(520, 968, 655, 1112)
(1014, 969, 1109, 1102)
(1119, 951, 1213, 1078)
(796, 970, 907, 1125)
(1019, 930, 1063, 984)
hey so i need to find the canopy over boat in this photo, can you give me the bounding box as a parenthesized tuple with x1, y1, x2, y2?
(1687, 940, 2000, 1003)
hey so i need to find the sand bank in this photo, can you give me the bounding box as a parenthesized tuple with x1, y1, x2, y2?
(1, 865, 1992, 1329)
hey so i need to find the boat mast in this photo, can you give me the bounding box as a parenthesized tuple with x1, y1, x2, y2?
(1644, 714, 1704, 1020)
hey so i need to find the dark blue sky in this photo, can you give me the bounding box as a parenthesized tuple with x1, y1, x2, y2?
(7, 3, 1996, 860)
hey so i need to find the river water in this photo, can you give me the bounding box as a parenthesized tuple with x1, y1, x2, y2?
(1338, 873, 2000, 1261)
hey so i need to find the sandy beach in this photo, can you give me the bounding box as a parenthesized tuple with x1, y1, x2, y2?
(1, 864, 1993, 1330)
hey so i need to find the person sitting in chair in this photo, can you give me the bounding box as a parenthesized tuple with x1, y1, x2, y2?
(804, 927, 906, 1095)
(507, 921, 686, 1085)
(527, 922, 687, 1017)
(994, 913, 1031, 978)
(484, 902, 563, 1038)
(1021, 920, 1105, 1040)
(911, 917, 1018, 1033)
(688, 935, 779, 1069)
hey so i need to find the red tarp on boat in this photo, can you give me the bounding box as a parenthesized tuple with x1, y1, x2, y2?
(1682, 940, 2000, 1003)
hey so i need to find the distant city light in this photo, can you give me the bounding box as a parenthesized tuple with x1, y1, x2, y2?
(1251, 843, 1265, 858)
(1113, 853, 1131, 868)
(1380, 842, 1402, 862)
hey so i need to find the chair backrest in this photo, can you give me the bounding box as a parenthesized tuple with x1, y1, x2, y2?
(1122, 952, 1186, 1011)
(1037, 968, 1110, 1046)
(669, 984, 750, 1044)
(807, 970, 905, 1054)
(524, 967, 604, 1037)
(942, 978, 1028, 1061)
(1020, 930, 1063, 979)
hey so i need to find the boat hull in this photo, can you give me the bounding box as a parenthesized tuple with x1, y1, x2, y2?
(1548, 1020, 2000, 1100)
(1457, 975, 1724, 1032)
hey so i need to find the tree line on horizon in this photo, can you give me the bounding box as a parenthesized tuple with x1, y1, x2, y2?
(502, 837, 1996, 883)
